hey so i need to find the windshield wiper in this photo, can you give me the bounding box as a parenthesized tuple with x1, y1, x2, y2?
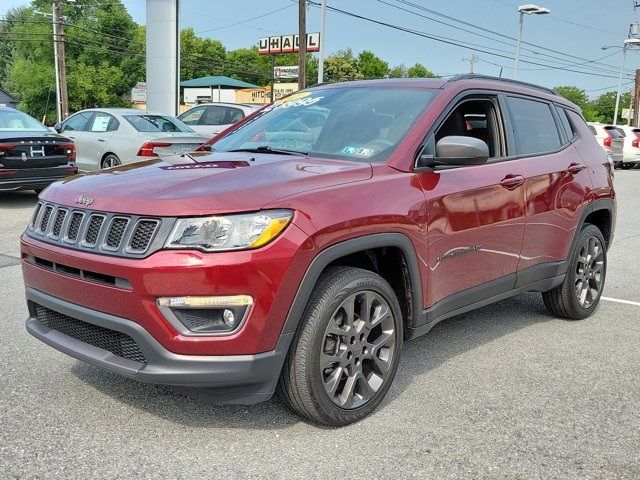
(227, 146, 308, 156)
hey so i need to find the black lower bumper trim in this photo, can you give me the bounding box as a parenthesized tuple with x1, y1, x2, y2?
(25, 287, 291, 404)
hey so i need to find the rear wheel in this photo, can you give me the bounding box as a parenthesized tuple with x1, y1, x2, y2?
(620, 162, 631, 170)
(542, 224, 606, 320)
(101, 154, 121, 169)
(278, 267, 403, 426)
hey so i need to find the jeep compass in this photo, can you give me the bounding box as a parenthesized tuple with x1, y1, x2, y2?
(22, 76, 615, 426)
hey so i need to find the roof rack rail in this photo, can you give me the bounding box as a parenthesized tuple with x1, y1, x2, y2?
(444, 74, 557, 96)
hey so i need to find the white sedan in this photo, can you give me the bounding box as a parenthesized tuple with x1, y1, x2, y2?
(54, 108, 208, 171)
(178, 103, 261, 138)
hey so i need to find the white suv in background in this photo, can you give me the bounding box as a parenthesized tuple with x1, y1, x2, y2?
(587, 123, 624, 167)
(178, 103, 261, 138)
(614, 125, 640, 169)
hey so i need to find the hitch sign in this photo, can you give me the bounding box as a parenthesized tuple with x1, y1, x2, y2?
(258, 33, 320, 55)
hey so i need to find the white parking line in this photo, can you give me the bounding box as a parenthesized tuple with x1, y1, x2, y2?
(602, 296, 640, 307)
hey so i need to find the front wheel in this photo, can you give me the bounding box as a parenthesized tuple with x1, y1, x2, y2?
(542, 223, 606, 320)
(278, 267, 403, 426)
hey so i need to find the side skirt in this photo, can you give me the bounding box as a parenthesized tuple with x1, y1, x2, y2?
(406, 262, 566, 340)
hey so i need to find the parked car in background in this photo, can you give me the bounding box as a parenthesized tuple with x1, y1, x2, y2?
(614, 125, 640, 169)
(178, 102, 261, 138)
(0, 106, 76, 194)
(55, 108, 207, 171)
(588, 123, 624, 167)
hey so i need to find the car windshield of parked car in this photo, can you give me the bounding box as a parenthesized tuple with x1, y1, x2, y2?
(124, 114, 194, 133)
(212, 87, 438, 162)
(0, 109, 48, 132)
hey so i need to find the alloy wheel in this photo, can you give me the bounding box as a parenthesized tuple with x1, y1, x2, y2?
(575, 236, 604, 308)
(320, 290, 396, 410)
(102, 156, 121, 168)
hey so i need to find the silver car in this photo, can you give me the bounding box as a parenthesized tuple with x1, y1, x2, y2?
(178, 103, 261, 139)
(55, 108, 207, 171)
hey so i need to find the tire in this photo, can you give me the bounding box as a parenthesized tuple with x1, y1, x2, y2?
(101, 154, 121, 169)
(620, 162, 631, 170)
(277, 267, 403, 426)
(613, 161, 621, 169)
(542, 223, 606, 320)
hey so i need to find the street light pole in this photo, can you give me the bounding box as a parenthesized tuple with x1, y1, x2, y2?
(514, 4, 550, 80)
(317, 0, 327, 84)
(613, 43, 628, 126)
(514, 11, 524, 80)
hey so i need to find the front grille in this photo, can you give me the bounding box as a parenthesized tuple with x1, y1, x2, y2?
(26, 201, 168, 258)
(129, 220, 159, 252)
(35, 305, 146, 363)
(40, 205, 53, 232)
(67, 212, 83, 242)
(84, 215, 105, 246)
(105, 218, 128, 249)
(51, 209, 67, 237)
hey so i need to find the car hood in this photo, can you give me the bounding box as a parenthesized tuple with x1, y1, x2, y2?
(42, 151, 373, 216)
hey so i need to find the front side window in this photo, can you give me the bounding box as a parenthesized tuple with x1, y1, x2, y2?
(62, 112, 93, 132)
(508, 97, 561, 155)
(434, 97, 504, 158)
(0, 109, 48, 131)
(125, 115, 194, 133)
(212, 87, 438, 163)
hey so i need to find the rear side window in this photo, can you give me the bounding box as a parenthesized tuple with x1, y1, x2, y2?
(554, 106, 574, 141)
(507, 97, 562, 155)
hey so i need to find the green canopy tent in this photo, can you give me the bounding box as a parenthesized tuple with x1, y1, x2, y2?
(180, 76, 258, 102)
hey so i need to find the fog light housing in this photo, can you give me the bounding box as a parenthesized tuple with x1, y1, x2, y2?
(157, 295, 252, 336)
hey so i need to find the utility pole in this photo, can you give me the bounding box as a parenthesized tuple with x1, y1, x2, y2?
(463, 54, 478, 74)
(298, 0, 306, 90)
(52, 0, 68, 122)
(633, 69, 640, 127)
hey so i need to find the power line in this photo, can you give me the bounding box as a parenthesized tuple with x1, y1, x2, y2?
(196, 4, 293, 34)
(307, 1, 635, 81)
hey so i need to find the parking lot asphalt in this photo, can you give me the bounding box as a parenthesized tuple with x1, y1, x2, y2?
(1, 172, 639, 480)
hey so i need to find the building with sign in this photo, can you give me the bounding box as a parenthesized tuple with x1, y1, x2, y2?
(180, 75, 258, 105)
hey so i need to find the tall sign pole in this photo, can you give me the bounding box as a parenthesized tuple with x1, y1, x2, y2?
(298, 0, 306, 90)
(317, 0, 327, 84)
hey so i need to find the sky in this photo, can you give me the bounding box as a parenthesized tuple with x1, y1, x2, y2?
(2, 0, 640, 96)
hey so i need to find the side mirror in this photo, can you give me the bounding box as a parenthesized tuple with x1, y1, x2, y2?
(434, 135, 489, 166)
(54, 122, 63, 133)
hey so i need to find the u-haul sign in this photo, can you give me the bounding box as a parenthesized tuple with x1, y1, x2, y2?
(258, 33, 320, 55)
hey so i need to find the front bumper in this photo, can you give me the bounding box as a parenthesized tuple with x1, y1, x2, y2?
(26, 287, 291, 403)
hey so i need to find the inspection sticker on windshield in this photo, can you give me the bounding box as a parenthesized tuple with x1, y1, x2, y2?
(342, 146, 377, 157)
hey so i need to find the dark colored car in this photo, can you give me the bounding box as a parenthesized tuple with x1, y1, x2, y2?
(21, 76, 615, 426)
(0, 107, 77, 193)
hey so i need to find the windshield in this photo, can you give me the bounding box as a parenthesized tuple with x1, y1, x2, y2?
(124, 114, 194, 133)
(212, 87, 438, 162)
(0, 109, 48, 132)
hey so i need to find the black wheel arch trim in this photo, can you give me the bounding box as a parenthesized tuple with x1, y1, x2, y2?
(570, 198, 615, 253)
(280, 233, 424, 337)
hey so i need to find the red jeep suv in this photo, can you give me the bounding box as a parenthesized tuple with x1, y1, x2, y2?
(22, 76, 615, 426)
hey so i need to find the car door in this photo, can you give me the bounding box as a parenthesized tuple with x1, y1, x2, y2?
(86, 112, 119, 169)
(415, 94, 527, 308)
(60, 111, 94, 171)
(507, 97, 593, 280)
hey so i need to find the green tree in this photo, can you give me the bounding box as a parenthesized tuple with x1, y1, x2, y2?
(406, 63, 437, 78)
(357, 50, 388, 79)
(180, 27, 226, 80)
(388, 64, 407, 78)
(590, 90, 632, 124)
(324, 49, 363, 82)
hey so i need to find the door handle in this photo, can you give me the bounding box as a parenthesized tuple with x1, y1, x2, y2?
(567, 162, 586, 174)
(97, 139, 106, 142)
(500, 174, 525, 189)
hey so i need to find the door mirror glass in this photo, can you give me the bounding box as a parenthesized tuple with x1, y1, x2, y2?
(435, 135, 489, 166)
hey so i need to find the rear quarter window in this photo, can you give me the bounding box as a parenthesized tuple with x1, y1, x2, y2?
(554, 105, 575, 142)
(507, 96, 562, 155)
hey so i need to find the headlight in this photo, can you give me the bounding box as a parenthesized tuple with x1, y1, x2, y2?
(165, 209, 293, 252)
